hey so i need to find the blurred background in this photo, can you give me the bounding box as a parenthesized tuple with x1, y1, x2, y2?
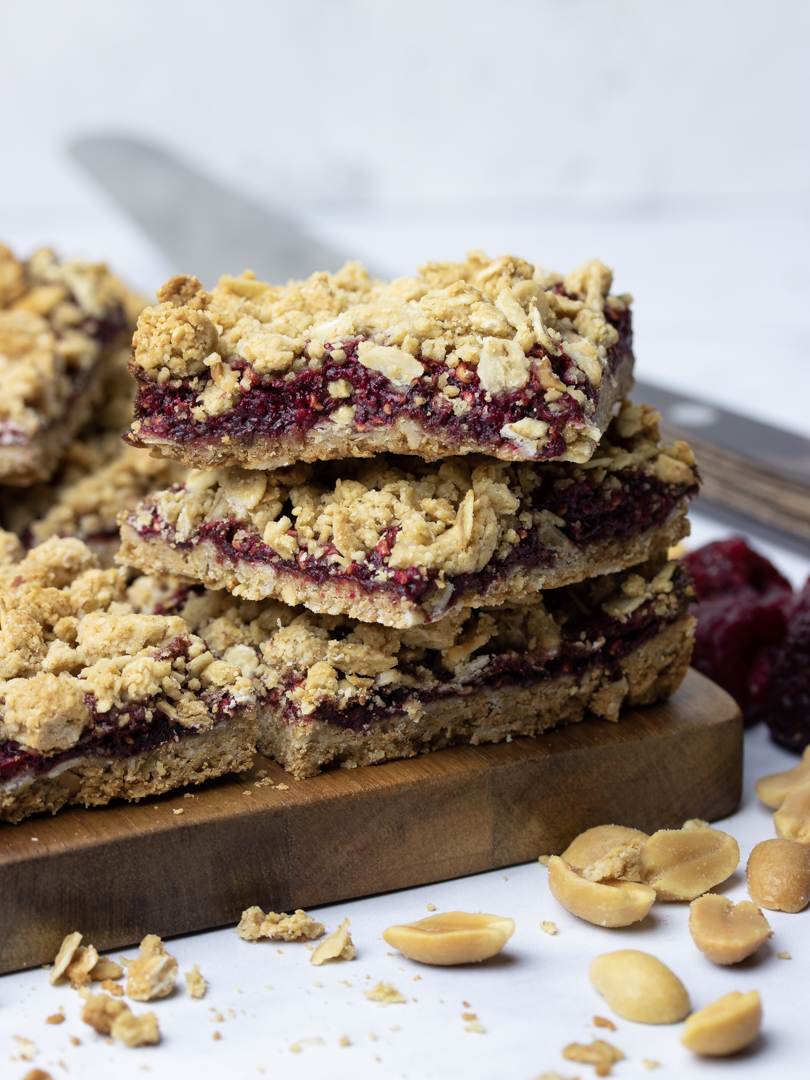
(1, 0, 809, 430)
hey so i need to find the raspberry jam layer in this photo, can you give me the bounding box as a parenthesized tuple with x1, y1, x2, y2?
(128, 305, 631, 459)
(136, 465, 694, 611)
(0, 640, 240, 786)
(273, 567, 690, 731)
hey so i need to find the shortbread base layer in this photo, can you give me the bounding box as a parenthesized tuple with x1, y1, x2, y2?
(0, 715, 257, 824)
(257, 614, 695, 779)
(130, 356, 634, 471)
(118, 507, 689, 628)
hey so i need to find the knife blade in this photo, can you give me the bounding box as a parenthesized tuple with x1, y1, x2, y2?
(70, 135, 810, 554)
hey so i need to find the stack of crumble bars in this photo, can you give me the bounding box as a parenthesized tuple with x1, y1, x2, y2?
(0, 250, 700, 823)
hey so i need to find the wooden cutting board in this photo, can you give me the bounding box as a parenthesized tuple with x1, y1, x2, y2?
(0, 668, 742, 975)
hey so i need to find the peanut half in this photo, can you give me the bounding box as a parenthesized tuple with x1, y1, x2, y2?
(681, 991, 761, 1056)
(562, 825, 649, 869)
(689, 895, 772, 965)
(382, 911, 514, 965)
(589, 950, 690, 1024)
(755, 745, 810, 808)
(547, 857, 655, 928)
(640, 827, 739, 901)
(747, 838, 810, 912)
(773, 782, 810, 847)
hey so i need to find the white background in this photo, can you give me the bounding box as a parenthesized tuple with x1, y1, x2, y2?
(2, 3, 810, 1077)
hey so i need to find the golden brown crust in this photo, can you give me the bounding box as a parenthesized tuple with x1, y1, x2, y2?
(0, 713, 257, 823)
(127, 252, 634, 467)
(256, 615, 695, 778)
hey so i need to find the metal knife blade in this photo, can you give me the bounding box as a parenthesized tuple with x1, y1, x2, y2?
(70, 135, 349, 288)
(70, 134, 810, 553)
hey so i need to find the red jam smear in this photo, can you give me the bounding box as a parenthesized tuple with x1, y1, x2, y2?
(683, 538, 793, 723)
(128, 305, 631, 458)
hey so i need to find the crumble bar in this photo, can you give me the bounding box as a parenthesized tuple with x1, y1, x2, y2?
(0, 537, 256, 823)
(124, 252, 634, 469)
(0, 245, 138, 485)
(118, 403, 697, 628)
(143, 558, 695, 778)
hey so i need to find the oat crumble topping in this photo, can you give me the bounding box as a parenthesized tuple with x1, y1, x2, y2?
(126, 935, 178, 1001)
(237, 906, 325, 942)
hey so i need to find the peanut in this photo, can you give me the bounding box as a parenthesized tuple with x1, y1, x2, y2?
(773, 782, 810, 847)
(547, 857, 655, 928)
(589, 950, 690, 1024)
(640, 827, 739, 900)
(689, 895, 772, 964)
(382, 912, 514, 965)
(755, 745, 810, 808)
(747, 838, 810, 912)
(681, 991, 761, 1056)
(562, 825, 648, 882)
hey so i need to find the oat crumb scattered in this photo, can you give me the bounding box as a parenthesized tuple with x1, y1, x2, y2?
(310, 918, 356, 965)
(777, 951, 792, 960)
(69, 1036, 81, 1046)
(46, 1011, 65, 1025)
(462, 1012, 476, 1020)
(101, 979, 124, 996)
(276, 783, 289, 790)
(126, 935, 178, 1002)
(643, 1060, 660, 1070)
(413, 975, 421, 981)
(541, 921, 558, 935)
(290, 1038, 324, 1052)
(173, 808, 184, 815)
(14, 1036, 37, 1060)
(185, 964, 207, 998)
(593, 1016, 616, 1031)
(538, 855, 551, 866)
(426, 903, 436, 911)
(563, 1039, 626, 1076)
(213, 1032, 222, 1041)
(465, 1019, 486, 1033)
(365, 981, 406, 1005)
(339, 1035, 350, 1047)
(238, 906, 324, 942)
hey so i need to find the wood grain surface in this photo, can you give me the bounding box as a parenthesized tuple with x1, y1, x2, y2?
(0, 668, 742, 975)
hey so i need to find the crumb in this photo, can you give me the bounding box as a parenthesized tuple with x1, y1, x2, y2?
(413, 975, 421, 981)
(563, 1039, 625, 1076)
(153, 806, 159, 810)
(339, 1035, 350, 1047)
(541, 921, 558, 935)
(594, 1016, 616, 1031)
(365, 982, 406, 1005)
(81, 993, 128, 1035)
(777, 951, 792, 960)
(173, 808, 184, 815)
(462, 1012, 477, 1020)
(14, 1036, 37, 1060)
(69, 1036, 81, 1046)
(126, 935, 178, 1001)
(243, 790, 253, 796)
(238, 906, 324, 942)
(427, 903, 436, 911)
(290, 1038, 323, 1052)
(214, 1013, 224, 1022)
(185, 964, 207, 998)
(46, 1011, 65, 1024)
(228, 1008, 236, 1018)
(310, 919, 356, 966)
(370, 1032, 377, 1041)
(462, 1001, 470, 1007)
(465, 1019, 486, 1033)
(110, 1010, 160, 1048)
(339, 980, 352, 987)
(91, 958, 124, 981)
(184, 793, 195, 799)
(101, 979, 124, 996)
(50, 932, 83, 985)
(538, 855, 551, 866)
(312, 981, 323, 988)
(213, 1032, 222, 1041)
(276, 783, 289, 790)
(21, 1072, 52, 1080)
(643, 1061, 661, 1070)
